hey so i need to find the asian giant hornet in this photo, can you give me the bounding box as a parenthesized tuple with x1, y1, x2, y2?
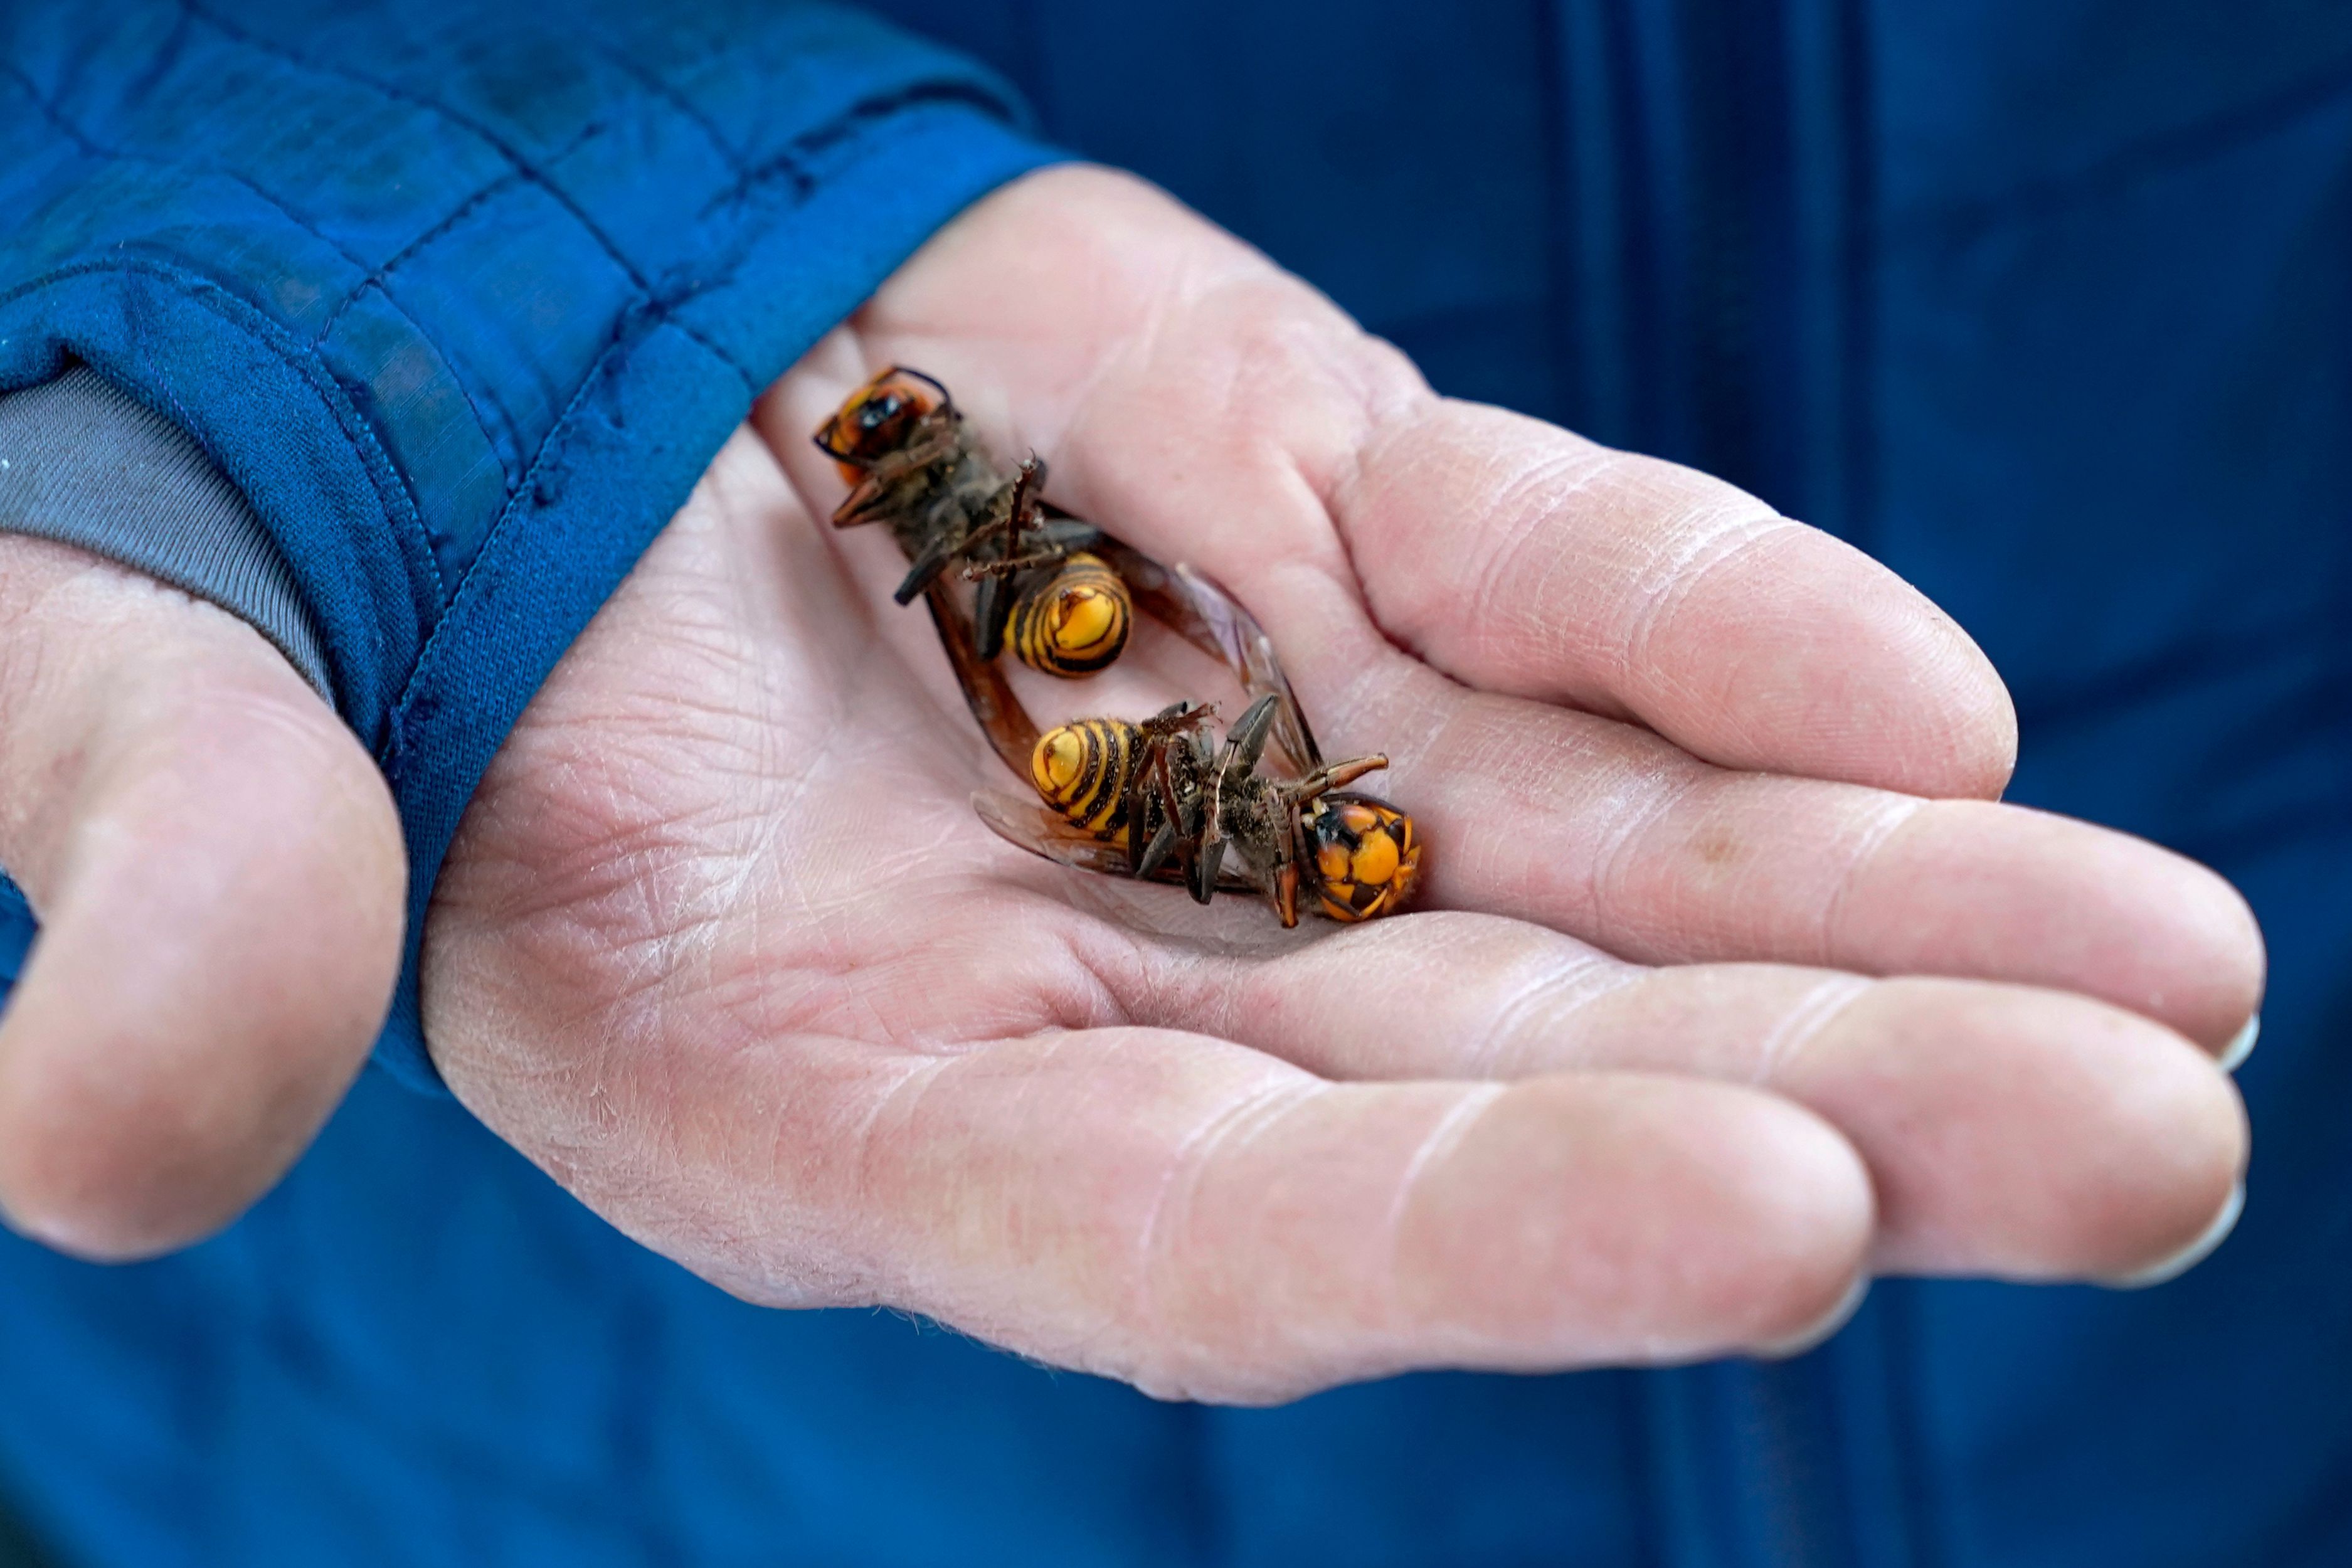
(935, 552, 1422, 926)
(992, 692, 1420, 926)
(813, 366, 1130, 677)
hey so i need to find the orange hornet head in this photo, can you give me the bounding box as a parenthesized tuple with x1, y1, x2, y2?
(811, 366, 953, 483)
(1303, 793, 1421, 921)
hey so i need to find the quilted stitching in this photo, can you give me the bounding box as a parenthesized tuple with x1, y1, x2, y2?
(310, 107, 613, 351)
(0, 70, 471, 605)
(388, 84, 1012, 722)
(0, 0, 1055, 1090)
(0, 253, 445, 623)
(181, 1, 761, 389)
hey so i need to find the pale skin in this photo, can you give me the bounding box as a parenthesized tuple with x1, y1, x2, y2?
(0, 167, 2260, 1402)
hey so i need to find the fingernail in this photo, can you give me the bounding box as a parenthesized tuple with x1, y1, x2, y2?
(1755, 1274, 1870, 1360)
(2218, 1013, 2261, 1074)
(2104, 1180, 2244, 1290)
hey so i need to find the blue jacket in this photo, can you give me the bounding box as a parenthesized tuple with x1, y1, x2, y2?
(2, 2, 2346, 1564)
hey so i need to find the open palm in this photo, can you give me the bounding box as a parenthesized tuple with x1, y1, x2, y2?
(416, 168, 2256, 1403)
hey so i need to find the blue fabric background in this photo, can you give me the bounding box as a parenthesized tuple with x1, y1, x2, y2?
(2, 1, 2348, 1565)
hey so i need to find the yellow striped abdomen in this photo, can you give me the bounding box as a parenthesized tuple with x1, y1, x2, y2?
(1030, 719, 1140, 844)
(1009, 553, 1131, 677)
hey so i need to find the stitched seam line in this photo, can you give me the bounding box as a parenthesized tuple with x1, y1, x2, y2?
(310, 110, 614, 351)
(0, 60, 390, 282)
(581, 34, 745, 174)
(178, 0, 760, 392)
(702, 79, 1024, 215)
(373, 304, 700, 778)
(379, 92, 1029, 770)
(1887, 49, 2352, 247)
(0, 254, 446, 612)
(3, 59, 521, 526)
(14, 28, 1029, 697)
(305, 172, 520, 344)
(305, 112, 616, 496)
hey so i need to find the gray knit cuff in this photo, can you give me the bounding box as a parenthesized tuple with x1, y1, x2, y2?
(0, 365, 331, 696)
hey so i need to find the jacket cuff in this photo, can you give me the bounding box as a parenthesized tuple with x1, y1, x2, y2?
(0, 3, 1061, 1091)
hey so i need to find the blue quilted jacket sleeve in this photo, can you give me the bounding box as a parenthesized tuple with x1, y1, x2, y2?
(0, 1, 1056, 1090)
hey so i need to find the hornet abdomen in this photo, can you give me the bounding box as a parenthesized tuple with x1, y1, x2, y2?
(1009, 552, 1131, 677)
(1030, 719, 1142, 844)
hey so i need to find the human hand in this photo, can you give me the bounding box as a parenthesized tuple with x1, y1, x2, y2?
(416, 167, 2260, 1402)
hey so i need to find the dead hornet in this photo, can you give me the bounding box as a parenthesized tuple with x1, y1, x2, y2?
(942, 559, 1423, 926)
(994, 693, 1421, 924)
(813, 366, 1131, 677)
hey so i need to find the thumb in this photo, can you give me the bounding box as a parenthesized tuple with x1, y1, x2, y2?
(0, 536, 404, 1259)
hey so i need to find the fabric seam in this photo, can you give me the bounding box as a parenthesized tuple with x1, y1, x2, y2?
(179, 0, 761, 390)
(700, 80, 1029, 214)
(0, 60, 383, 289)
(0, 256, 447, 611)
(0, 57, 481, 481)
(580, 34, 746, 174)
(1, 59, 516, 558)
(309, 112, 617, 351)
(376, 91, 1030, 775)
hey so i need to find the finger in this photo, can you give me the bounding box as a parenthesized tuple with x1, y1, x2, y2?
(1049, 374, 2015, 799)
(1325, 400, 2018, 798)
(474, 1020, 1873, 1404)
(1110, 910, 2249, 1282)
(1335, 663, 2265, 1050)
(0, 539, 405, 1259)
